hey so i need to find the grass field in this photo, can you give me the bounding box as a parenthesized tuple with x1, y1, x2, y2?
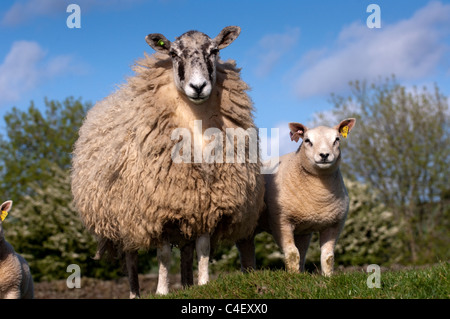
(148, 261, 449, 299)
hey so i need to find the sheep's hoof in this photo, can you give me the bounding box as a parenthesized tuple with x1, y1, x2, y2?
(285, 252, 300, 273)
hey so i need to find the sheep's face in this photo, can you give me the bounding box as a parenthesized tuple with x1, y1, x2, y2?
(289, 119, 356, 173)
(146, 26, 241, 104)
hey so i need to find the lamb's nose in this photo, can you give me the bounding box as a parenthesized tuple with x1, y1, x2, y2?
(190, 82, 207, 95)
(320, 153, 329, 161)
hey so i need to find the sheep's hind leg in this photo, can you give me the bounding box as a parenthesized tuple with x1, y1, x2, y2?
(236, 234, 256, 272)
(125, 251, 140, 299)
(294, 233, 312, 272)
(196, 233, 210, 285)
(156, 239, 171, 295)
(180, 241, 195, 287)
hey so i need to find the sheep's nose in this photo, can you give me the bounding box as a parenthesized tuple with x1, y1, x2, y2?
(319, 153, 329, 161)
(190, 82, 207, 95)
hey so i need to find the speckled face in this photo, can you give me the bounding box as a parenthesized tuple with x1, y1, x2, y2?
(169, 31, 218, 104)
(146, 26, 241, 104)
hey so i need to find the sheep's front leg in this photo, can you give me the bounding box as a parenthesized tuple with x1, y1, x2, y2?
(236, 234, 256, 272)
(125, 251, 140, 299)
(196, 233, 210, 285)
(156, 239, 171, 295)
(294, 233, 312, 272)
(180, 241, 195, 287)
(319, 225, 342, 276)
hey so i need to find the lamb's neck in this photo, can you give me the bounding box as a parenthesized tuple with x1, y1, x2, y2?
(289, 152, 344, 198)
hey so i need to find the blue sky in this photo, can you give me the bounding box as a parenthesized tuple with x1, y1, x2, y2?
(1, 0, 449, 156)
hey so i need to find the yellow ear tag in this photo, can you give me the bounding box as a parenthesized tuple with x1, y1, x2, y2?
(1, 211, 8, 221)
(157, 39, 165, 47)
(340, 126, 349, 138)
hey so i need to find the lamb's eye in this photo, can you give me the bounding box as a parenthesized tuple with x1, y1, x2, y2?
(334, 137, 340, 145)
(305, 138, 312, 146)
(169, 51, 178, 58)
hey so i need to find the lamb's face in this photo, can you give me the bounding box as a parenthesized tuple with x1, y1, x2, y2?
(146, 26, 241, 105)
(289, 118, 356, 174)
(302, 126, 342, 170)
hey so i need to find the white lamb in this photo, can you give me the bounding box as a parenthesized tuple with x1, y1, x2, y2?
(0, 200, 34, 299)
(261, 118, 356, 275)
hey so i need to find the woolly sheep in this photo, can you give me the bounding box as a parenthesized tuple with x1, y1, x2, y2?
(0, 200, 34, 299)
(71, 26, 265, 297)
(256, 119, 356, 275)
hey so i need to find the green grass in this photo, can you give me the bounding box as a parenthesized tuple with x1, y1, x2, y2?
(147, 261, 449, 299)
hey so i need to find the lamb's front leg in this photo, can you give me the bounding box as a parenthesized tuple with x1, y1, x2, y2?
(156, 239, 171, 295)
(196, 233, 210, 285)
(319, 224, 342, 276)
(278, 224, 300, 273)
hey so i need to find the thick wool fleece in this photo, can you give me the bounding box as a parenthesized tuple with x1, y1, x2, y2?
(71, 53, 265, 252)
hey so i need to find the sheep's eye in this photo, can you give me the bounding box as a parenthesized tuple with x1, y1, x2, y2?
(305, 138, 312, 146)
(169, 51, 178, 58)
(209, 48, 219, 57)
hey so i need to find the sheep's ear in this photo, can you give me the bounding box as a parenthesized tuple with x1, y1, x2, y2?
(146, 33, 171, 54)
(1, 200, 13, 212)
(289, 122, 307, 143)
(214, 26, 241, 50)
(335, 118, 356, 138)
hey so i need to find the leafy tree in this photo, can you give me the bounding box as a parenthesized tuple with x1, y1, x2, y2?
(5, 163, 122, 281)
(0, 97, 89, 199)
(0, 97, 150, 281)
(315, 77, 450, 263)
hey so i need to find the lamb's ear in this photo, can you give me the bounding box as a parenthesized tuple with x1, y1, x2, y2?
(214, 26, 241, 50)
(289, 122, 308, 143)
(335, 118, 356, 138)
(145, 33, 171, 54)
(1, 200, 12, 212)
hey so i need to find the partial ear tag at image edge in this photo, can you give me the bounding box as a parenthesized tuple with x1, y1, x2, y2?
(340, 125, 349, 138)
(1, 210, 8, 221)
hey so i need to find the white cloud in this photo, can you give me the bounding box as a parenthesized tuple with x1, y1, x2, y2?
(293, 1, 450, 98)
(0, 41, 81, 106)
(253, 27, 300, 77)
